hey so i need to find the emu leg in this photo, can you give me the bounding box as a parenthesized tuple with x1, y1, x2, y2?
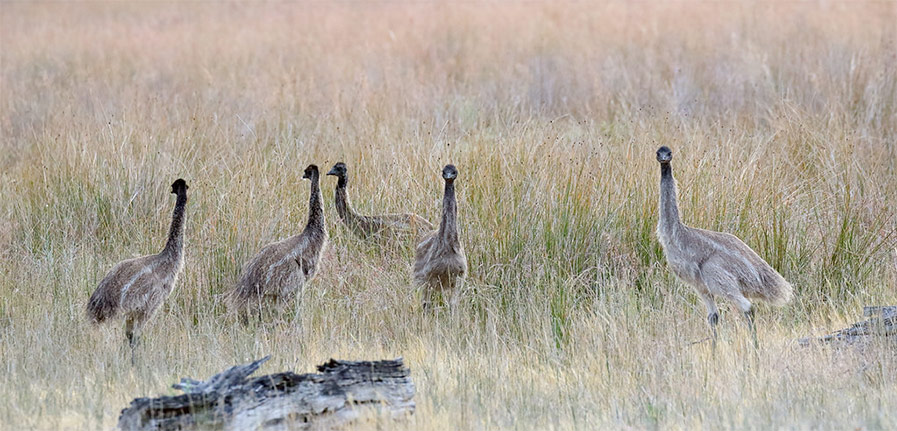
(744, 307, 759, 349)
(125, 317, 139, 366)
(699, 292, 720, 349)
(422, 276, 451, 310)
(719, 288, 757, 349)
(447, 278, 462, 308)
(421, 286, 435, 310)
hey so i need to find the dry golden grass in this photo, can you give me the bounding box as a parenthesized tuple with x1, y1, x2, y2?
(1, 1, 896, 429)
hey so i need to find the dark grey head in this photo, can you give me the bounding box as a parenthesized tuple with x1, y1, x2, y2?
(302, 164, 319, 179)
(326, 162, 347, 178)
(442, 164, 458, 182)
(656, 146, 673, 164)
(171, 178, 188, 194)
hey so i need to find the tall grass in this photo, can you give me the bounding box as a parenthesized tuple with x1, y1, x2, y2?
(1, 1, 896, 429)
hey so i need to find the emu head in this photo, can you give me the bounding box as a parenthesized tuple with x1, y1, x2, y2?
(656, 146, 673, 164)
(326, 162, 347, 178)
(302, 164, 319, 180)
(442, 164, 459, 182)
(170, 179, 189, 194)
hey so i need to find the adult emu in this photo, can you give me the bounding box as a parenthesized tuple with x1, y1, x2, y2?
(326, 162, 433, 240)
(655, 147, 792, 346)
(87, 178, 189, 361)
(413, 164, 467, 307)
(230, 165, 328, 322)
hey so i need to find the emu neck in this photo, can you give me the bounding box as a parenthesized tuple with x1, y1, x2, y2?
(439, 180, 458, 245)
(334, 176, 358, 223)
(305, 173, 325, 232)
(162, 192, 187, 260)
(659, 163, 682, 235)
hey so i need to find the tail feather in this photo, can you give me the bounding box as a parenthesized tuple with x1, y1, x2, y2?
(86, 286, 119, 324)
(748, 256, 794, 307)
(761, 275, 794, 307)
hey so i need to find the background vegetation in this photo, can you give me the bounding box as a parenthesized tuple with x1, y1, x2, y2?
(1, 1, 895, 429)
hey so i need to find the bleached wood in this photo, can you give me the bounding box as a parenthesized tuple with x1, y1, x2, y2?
(799, 305, 896, 346)
(118, 357, 415, 431)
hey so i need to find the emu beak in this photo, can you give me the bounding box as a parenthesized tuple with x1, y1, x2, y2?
(326, 168, 339, 176)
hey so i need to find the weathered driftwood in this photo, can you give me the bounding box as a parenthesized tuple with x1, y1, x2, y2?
(118, 356, 415, 431)
(799, 306, 897, 346)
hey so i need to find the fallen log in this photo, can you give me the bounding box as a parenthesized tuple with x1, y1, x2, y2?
(118, 356, 415, 431)
(798, 306, 897, 346)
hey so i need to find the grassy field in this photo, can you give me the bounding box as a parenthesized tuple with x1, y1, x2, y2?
(1, 1, 896, 429)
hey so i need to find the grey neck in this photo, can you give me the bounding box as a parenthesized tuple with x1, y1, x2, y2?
(659, 163, 682, 233)
(439, 180, 458, 244)
(162, 191, 187, 259)
(334, 175, 358, 223)
(305, 173, 325, 232)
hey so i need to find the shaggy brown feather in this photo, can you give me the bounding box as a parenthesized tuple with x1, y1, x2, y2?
(86, 179, 188, 349)
(230, 165, 328, 319)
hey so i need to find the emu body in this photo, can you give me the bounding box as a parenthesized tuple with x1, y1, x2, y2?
(86, 179, 188, 353)
(655, 147, 792, 342)
(326, 162, 433, 240)
(230, 165, 328, 319)
(413, 164, 467, 307)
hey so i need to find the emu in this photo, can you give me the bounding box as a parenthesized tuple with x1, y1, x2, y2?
(655, 146, 792, 345)
(413, 164, 467, 307)
(87, 178, 189, 359)
(230, 165, 328, 321)
(326, 162, 434, 240)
